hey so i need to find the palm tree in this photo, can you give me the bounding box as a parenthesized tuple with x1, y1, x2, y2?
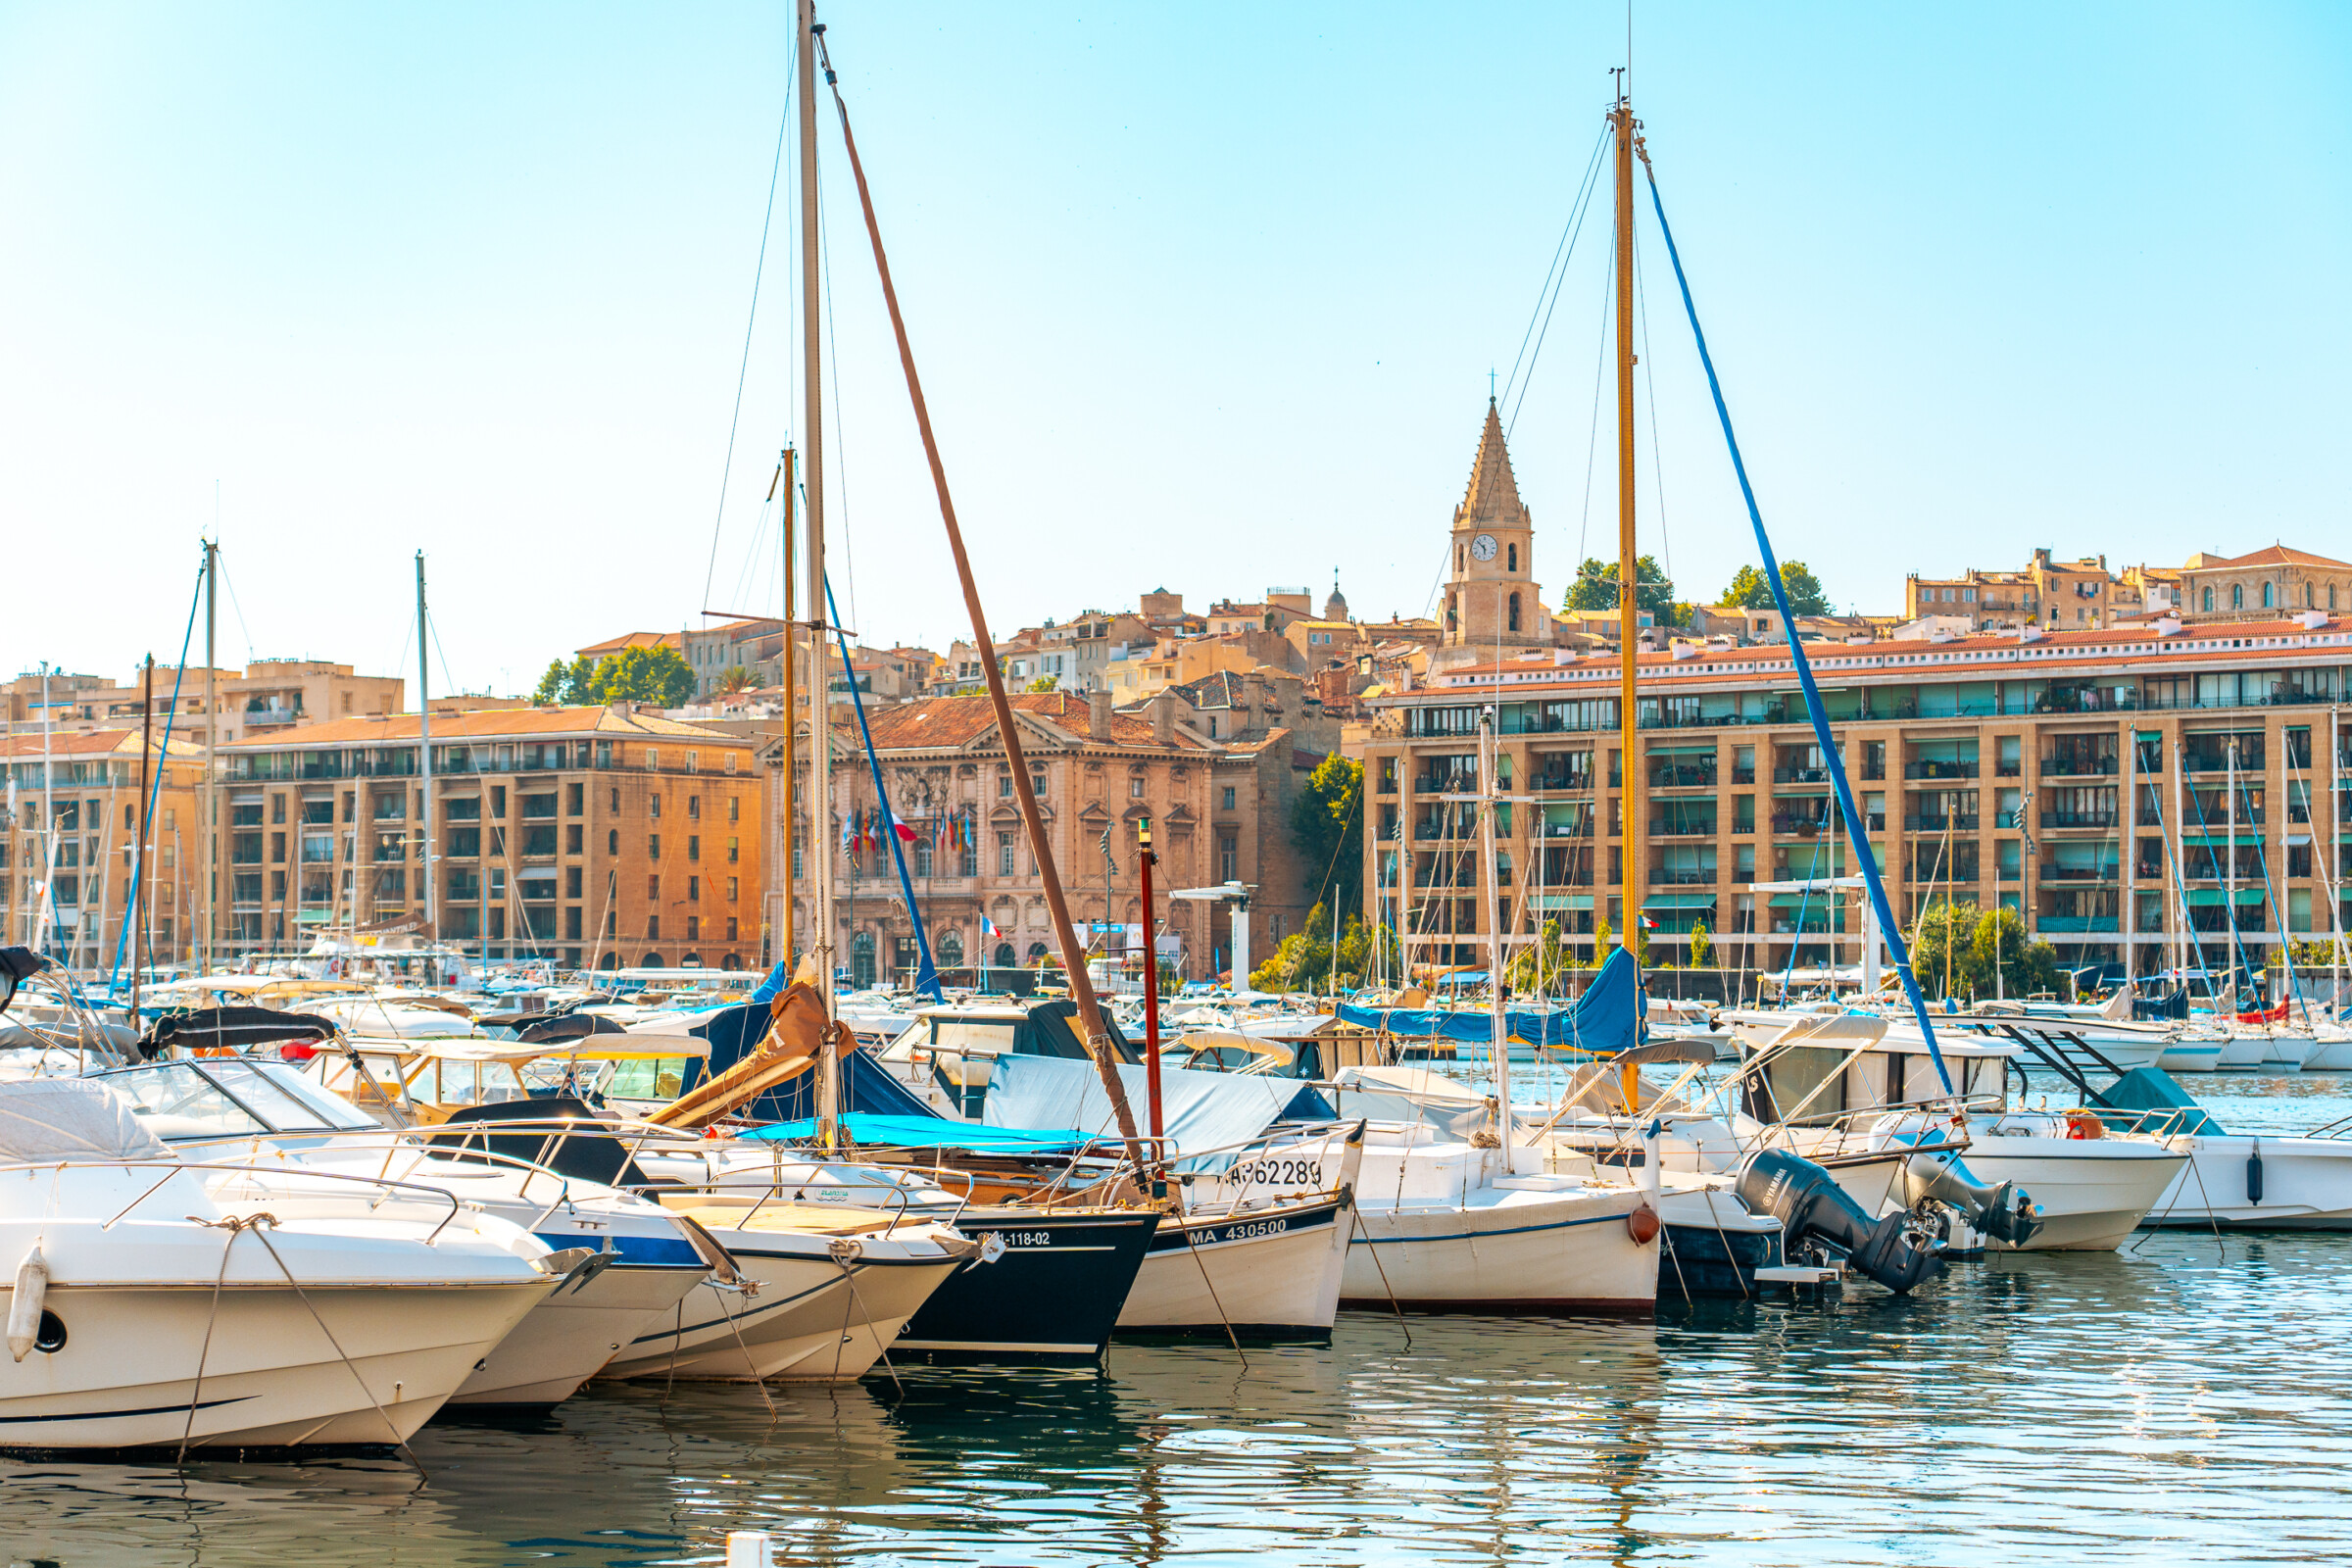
(716, 665, 758, 696)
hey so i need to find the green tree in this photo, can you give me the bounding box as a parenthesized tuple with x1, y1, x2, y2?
(1250, 907, 1383, 994)
(1591, 916, 1612, 967)
(1717, 561, 1832, 616)
(1024, 674, 1059, 693)
(1968, 906, 2059, 998)
(1687, 919, 1712, 972)
(533, 655, 601, 705)
(717, 665, 758, 695)
(1289, 753, 1364, 919)
(1908, 898, 1980, 1000)
(1503, 917, 1571, 998)
(585, 644, 697, 708)
(532, 660, 569, 705)
(1565, 556, 1682, 626)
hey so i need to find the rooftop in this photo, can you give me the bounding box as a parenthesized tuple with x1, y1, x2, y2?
(220, 706, 742, 750)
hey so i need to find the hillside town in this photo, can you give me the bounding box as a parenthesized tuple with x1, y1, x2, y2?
(10, 404, 2346, 995)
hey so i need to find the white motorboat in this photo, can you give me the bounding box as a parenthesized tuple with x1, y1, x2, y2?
(92, 1055, 714, 1407)
(1918, 1111, 2187, 1251)
(0, 1078, 558, 1449)
(2156, 1031, 2228, 1073)
(1116, 1121, 1361, 1338)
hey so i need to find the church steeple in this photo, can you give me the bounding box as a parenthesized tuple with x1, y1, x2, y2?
(1456, 397, 1531, 531)
(1440, 397, 1546, 652)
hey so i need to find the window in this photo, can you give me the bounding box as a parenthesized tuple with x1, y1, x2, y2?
(649, 834, 661, 859)
(727, 836, 739, 863)
(685, 752, 698, 773)
(2203, 587, 2214, 612)
(998, 831, 1015, 875)
(686, 915, 700, 941)
(688, 835, 701, 861)
(1508, 592, 1521, 632)
(645, 748, 660, 770)
(725, 915, 739, 941)
(648, 874, 661, 900)
(647, 914, 660, 939)
(725, 752, 738, 774)
(1221, 786, 1236, 810)
(607, 828, 619, 855)
(596, 741, 613, 768)
(914, 842, 932, 876)
(611, 787, 620, 812)
(728, 797, 740, 822)
(688, 796, 701, 819)
(686, 875, 701, 901)
(726, 876, 739, 901)
(1507, 543, 1518, 572)
(270, 832, 285, 863)
(650, 794, 661, 818)
(2231, 583, 2243, 610)
(1131, 777, 1146, 799)
(1220, 836, 1238, 881)
(999, 773, 1013, 799)
(2263, 582, 2275, 609)
(270, 795, 286, 824)
(566, 823, 583, 855)
(566, 866, 583, 898)
(566, 783, 584, 816)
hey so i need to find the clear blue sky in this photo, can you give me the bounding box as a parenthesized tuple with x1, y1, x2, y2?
(3, 3, 2346, 694)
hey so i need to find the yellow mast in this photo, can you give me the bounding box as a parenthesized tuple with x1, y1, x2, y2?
(1611, 88, 1641, 957)
(777, 445, 798, 970)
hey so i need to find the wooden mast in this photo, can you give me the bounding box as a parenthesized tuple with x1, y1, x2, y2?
(1610, 85, 1642, 958)
(811, 24, 1148, 1166)
(797, 0, 840, 1147)
(777, 446, 798, 972)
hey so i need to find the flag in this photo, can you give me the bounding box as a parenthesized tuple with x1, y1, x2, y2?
(1640, 913, 1657, 931)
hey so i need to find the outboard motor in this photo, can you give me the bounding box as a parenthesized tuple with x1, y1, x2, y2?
(1736, 1148, 1942, 1295)
(1903, 1152, 2041, 1248)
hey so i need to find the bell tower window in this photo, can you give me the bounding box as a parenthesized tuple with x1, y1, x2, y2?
(1507, 543, 1518, 572)
(1508, 593, 1522, 633)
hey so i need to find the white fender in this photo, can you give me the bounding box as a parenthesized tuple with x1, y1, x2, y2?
(8, 1245, 48, 1362)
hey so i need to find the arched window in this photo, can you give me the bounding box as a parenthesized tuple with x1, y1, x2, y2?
(2331, 585, 2340, 611)
(641, 951, 663, 967)
(938, 930, 965, 969)
(2232, 583, 2243, 610)
(1027, 941, 1052, 963)
(2306, 583, 2316, 609)
(598, 952, 619, 970)
(680, 952, 701, 968)
(1508, 593, 1522, 632)
(720, 953, 743, 970)
(2262, 581, 2274, 609)
(1507, 543, 1518, 572)
(851, 930, 876, 989)
(2203, 587, 2214, 612)
(994, 942, 1016, 968)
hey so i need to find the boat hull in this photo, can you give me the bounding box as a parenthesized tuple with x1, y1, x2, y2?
(1118, 1195, 1351, 1339)
(1656, 1188, 1784, 1300)
(896, 1208, 1159, 1363)
(448, 1260, 706, 1406)
(0, 1280, 548, 1449)
(2139, 1135, 2352, 1230)
(1954, 1137, 2187, 1250)
(1343, 1184, 1658, 1313)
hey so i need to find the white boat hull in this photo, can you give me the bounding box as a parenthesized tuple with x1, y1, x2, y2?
(1117, 1194, 1351, 1336)
(2157, 1039, 2227, 1073)
(2140, 1135, 2352, 1230)
(449, 1261, 705, 1405)
(1951, 1135, 2187, 1250)
(1344, 1183, 1658, 1311)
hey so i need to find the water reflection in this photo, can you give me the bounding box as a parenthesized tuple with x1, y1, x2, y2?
(6, 1242, 2352, 1564)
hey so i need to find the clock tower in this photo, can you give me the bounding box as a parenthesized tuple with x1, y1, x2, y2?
(1441, 397, 1547, 652)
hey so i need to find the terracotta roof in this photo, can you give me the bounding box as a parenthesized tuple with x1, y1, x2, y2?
(857, 693, 1210, 753)
(0, 728, 201, 760)
(574, 630, 683, 659)
(2188, 544, 2352, 573)
(1404, 614, 2352, 697)
(220, 706, 744, 750)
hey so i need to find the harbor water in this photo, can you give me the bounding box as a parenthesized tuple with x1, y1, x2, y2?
(6, 1076, 2348, 1566)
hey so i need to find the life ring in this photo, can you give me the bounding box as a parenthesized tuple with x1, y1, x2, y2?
(2063, 1108, 2105, 1141)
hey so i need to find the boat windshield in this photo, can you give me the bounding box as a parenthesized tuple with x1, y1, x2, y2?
(206, 1060, 379, 1132)
(109, 1062, 273, 1140)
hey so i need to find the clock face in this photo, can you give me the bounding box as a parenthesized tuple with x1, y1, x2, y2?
(1470, 533, 1498, 563)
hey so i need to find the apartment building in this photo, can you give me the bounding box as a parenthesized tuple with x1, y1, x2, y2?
(1905, 549, 2190, 632)
(217, 706, 760, 970)
(4, 660, 400, 744)
(795, 688, 1317, 988)
(1359, 614, 2352, 984)
(1, 729, 202, 966)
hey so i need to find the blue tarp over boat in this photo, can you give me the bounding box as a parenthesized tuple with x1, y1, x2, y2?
(746, 1112, 1087, 1152)
(1336, 946, 1646, 1053)
(981, 1054, 1335, 1173)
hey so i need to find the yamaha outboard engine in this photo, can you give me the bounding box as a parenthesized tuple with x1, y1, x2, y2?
(1902, 1152, 2041, 1248)
(1737, 1148, 1943, 1295)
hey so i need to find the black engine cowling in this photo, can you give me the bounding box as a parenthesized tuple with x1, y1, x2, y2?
(1736, 1148, 1943, 1295)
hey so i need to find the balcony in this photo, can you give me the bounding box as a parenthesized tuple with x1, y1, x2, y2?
(1995, 761, 2023, 778)
(2039, 867, 2118, 883)
(2040, 759, 2117, 778)
(2038, 915, 2120, 933)
(1649, 820, 1718, 839)
(1535, 820, 1593, 840)
(2041, 810, 2118, 829)
(1904, 761, 1979, 780)
(1774, 766, 1831, 784)
(1530, 772, 1591, 793)
(1649, 869, 1718, 885)
(2182, 747, 2263, 773)
(1770, 815, 1834, 838)
(1648, 764, 1717, 790)
(1902, 813, 1980, 832)
(1412, 773, 1477, 796)
(1860, 763, 1886, 782)
(1731, 767, 1756, 785)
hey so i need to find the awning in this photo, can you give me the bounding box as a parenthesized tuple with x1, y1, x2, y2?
(1648, 743, 1715, 756)
(2180, 833, 2265, 846)
(1527, 893, 1593, 910)
(1768, 891, 1842, 907)
(1642, 893, 1717, 909)
(2184, 887, 2266, 906)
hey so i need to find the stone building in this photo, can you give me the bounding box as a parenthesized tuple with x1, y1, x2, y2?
(1435, 400, 1555, 665)
(218, 706, 760, 969)
(2180, 546, 2352, 622)
(1, 729, 203, 967)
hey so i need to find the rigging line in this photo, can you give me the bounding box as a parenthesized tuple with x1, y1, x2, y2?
(1572, 226, 1614, 593)
(1642, 161, 1954, 1096)
(1498, 126, 1610, 414)
(216, 554, 257, 666)
(425, 611, 460, 706)
(1505, 132, 1611, 437)
(818, 172, 860, 655)
(701, 63, 798, 619)
(1635, 228, 1671, 588)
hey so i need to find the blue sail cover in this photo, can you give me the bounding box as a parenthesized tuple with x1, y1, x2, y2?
(980, 1054, 1335, 1173)
(1335, 947, 1646, 1053)
(746, 1112, 1087, 1152)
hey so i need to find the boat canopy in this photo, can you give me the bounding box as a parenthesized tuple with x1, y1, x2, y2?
(980, 1054, 1334, 1173)
(1334, 946, 1644, 1053)
(745, 1112, 1088, 1154)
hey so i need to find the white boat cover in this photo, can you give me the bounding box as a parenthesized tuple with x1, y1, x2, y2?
(0, 1078, 171, 1162)
(980, 1054, 1332, 1173)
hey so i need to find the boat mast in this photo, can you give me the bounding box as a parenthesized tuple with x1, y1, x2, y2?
(39, 663, 54, 965)
(798, 0, 840, 1146)
(785, 441, 804, 973)
(201, 543, 218, 974)
(1139, 815, 1165, 1199)
(417, 551, 437, 965)
(1481, 711, 1514, 1134)
(133, 655, 153, 1016)
(2227, 738, 2239, 1007)
(1610, 82, 1642, 962)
